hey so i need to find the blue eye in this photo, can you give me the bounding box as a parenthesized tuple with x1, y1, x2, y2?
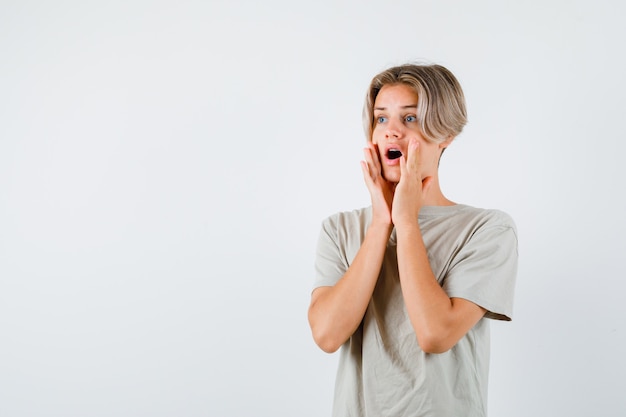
(405, 115, 417, 122)
(376, 116, 387, 124)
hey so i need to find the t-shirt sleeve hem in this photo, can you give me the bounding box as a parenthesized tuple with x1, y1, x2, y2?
(448, 293, 513, 322)
(311, 279, 337, 291)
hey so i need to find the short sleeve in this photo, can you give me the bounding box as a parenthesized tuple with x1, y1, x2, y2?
(443, 218, 518, 321)
(313, 215, 349, 290)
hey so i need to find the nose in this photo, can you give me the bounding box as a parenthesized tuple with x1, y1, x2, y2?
(385, 119, 404, 141)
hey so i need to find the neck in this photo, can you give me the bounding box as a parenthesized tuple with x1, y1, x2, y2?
(422, 176, 455, 207)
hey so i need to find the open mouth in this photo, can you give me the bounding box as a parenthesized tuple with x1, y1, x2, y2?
(387, 149, 403, 160)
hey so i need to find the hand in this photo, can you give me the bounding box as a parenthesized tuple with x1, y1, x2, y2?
(392, 139, 433, 227)
(361, 142, 395, 226)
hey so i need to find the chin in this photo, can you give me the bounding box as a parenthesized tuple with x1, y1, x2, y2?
(382, 169, 401, 183)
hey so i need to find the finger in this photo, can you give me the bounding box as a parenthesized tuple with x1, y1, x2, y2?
(363, 146, 374, 166)
(362, 148, 376, 177)
(399, 150, 407, 179)
(361, 149, 379, 187)
(407, 138, 420, 173)
(360, 160, 373, 186)
(367, 142, 383, 175)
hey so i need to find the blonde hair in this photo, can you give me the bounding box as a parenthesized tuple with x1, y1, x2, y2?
(363, 63, 467, 143)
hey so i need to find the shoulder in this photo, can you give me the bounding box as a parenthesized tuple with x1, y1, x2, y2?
(418, 205, 518, 262)
(454, 206, 518, 250)
(318, 207, 372, 256)
(315, 207, 372, 271)
(420, 204, 516, 235)
(461, 206, 516, 230)
(321, 206, 371, 231)
(450, 207, 519, 266)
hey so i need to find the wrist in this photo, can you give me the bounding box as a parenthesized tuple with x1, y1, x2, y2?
(369, 218, 394, 235)
(394, 219, 420, 234)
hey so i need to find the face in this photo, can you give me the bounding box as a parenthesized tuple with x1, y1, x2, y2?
(371, 83, 449, 183)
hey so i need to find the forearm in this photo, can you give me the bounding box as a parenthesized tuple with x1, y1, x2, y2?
(395, 223, 456, 350)
(308, 221, 392, 353)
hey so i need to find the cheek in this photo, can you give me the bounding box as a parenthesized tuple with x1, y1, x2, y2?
(419, 147, 441, 168)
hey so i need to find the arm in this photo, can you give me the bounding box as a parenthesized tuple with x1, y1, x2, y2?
(392, 139, 485, 354)
(308, 143, 394, 353)
(395, 223, 486, 353)
(308, 221, 391, 353)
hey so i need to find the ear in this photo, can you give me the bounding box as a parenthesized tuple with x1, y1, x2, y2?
(438, 135, 454, 150)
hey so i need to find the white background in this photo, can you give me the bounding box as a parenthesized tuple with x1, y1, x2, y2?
(1, 1, 625, 416)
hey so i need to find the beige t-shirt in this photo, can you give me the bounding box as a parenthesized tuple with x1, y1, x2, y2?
(314, 204, 518, 417)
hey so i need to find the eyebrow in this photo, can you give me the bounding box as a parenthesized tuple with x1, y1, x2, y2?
(373, 105, 418, 111)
